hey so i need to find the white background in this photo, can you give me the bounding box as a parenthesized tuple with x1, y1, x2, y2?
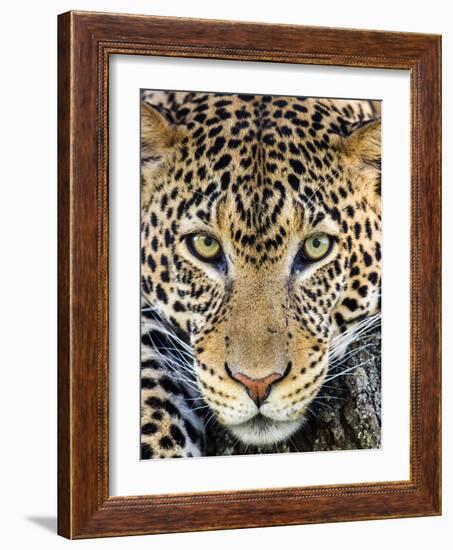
(110, 57, 410, 495)
(0, 0, 450, 548)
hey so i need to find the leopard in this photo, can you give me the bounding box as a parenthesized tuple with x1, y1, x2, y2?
(139, 90, 381, 459)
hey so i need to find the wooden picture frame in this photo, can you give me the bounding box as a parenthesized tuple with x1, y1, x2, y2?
(58, 10, 441, 539)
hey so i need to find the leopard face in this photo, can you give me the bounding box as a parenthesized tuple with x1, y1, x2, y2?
(141, 92, 381, 446)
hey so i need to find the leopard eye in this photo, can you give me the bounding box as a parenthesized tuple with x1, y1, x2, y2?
(301, 233, 332, 262)
(187, 233, 222, 263)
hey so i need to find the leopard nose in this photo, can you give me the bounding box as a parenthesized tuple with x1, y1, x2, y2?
(228, 370, 284, 407)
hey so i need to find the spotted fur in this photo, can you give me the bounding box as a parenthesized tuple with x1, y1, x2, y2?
(140, 91, 381, 458)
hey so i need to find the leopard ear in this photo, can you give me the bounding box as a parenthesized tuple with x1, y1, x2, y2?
(141, 102, 182, 205)
(141, 101, 178, 161)
(341, 118, 381, 167)
(336, 119, 381, 207)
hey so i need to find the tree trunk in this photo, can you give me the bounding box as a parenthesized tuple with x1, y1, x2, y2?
(205, 326, 381, 456)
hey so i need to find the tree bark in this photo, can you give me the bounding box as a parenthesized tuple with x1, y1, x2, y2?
(205, 325, 381, 456)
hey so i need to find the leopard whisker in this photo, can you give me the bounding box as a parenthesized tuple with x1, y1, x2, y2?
(324, 359, 374, 383)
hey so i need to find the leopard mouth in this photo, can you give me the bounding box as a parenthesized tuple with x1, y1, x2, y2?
(228, 413, 303, 446)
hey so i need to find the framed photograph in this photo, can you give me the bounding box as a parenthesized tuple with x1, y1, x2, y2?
(58, 11, 441, 538)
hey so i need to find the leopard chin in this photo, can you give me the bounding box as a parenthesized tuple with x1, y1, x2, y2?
(228, 413, 304, 446)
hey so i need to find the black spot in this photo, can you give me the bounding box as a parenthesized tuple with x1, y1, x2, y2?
(288, 174, 299, 191)
(365, 219, 372, 239)
(235, 108, 250, 119)
(343, 298, 359, 311)
(213, 154, 232, 171)
(339, 186, 347, 199)
(177, 200, 187, 218)
(160, 193, 168, 210)
(375, 243, 382, 261)
(192, 127, 204, 138)
(141, 443, 153, 459)
(284, 110, 297, 119)
(208, 125, 222, 138)
(228, 139, 241, 149)
(358, 285, 368, 297)
(294, 103, 308, 113)
(205, 182, 217, 196)
(141, 359, 160, 370)
(141, 377, 157, 389)
(145, 396, 163, 408)
(263, 134, 275, 146)
(240, 157, 252, 169)
(289, 159, 306, 175)
(159, 376, 181, 395)
(147, 255, 156, 271)
(162, 400, 181, 418)
(150, 212, 158, 227)
(173, 301, 186, 312)
(184, 170, 194, 184)
(334, 312, 346, 327)
(170, 425, 186, 447)
(340, 206, 354, 218)
(221, 171, 230, 189)
(184, 419, 200, 443)
(142, 422, 158, 435)
(363, 251, 373, 267)
(280, 125, 292, 136)
(159, 436, 174, 450)
(330, 191, 339, 204)
(164, 229, 174, 246)
(208, 136, 226, 156)
(156, 285, 168, 304)
(198, 166, 206, 180)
